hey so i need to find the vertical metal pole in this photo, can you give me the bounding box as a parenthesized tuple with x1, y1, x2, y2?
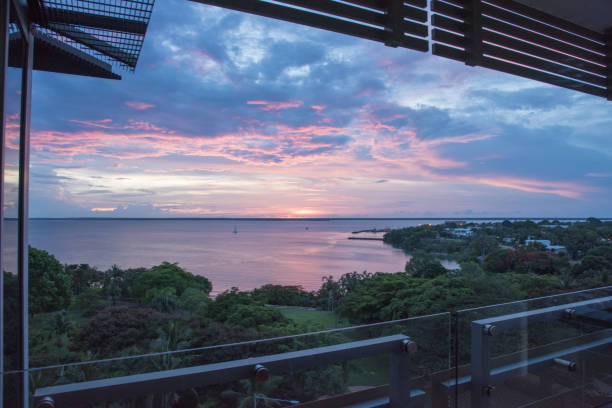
(465, 0, 483, 67)
(0, 0, 10, 404)
(470, 323, 491, 408)
(18, 24, 33, 408)
(389, 349, 412, 408)
(384, 0, 403, 48)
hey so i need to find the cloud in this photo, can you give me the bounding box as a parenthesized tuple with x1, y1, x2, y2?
(25, 0, 612, 218)
(587, 173, 612, 178)
(125, 101, 155, 110)
(247, 100, 303, 111)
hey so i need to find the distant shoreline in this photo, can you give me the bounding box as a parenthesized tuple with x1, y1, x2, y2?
(13, 217, 612, 221)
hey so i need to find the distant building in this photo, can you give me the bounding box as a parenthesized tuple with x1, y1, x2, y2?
(541, 224, 568, 229)
(445, 220, 466, 226)
(502, 237, 514, 243)
(525, 239, 566, 254)
(448, 227, 473, 237)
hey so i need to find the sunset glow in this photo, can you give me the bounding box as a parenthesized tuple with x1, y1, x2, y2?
(13, 0, 611, 219)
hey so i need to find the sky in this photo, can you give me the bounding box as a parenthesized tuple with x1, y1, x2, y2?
(7, 0, 612, 218)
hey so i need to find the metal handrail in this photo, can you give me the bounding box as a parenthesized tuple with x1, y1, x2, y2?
(34, 334, 421, 408)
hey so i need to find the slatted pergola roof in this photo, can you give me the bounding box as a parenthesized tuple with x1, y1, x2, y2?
(190, 0, 612, 101)
(9, 0, 155, 79)
(6, 0, 612, 98)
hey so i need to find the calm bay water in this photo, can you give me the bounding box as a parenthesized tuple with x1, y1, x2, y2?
(6, 219, 448, 294)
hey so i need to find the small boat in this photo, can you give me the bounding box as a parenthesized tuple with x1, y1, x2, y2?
(233, 226, 238, 234)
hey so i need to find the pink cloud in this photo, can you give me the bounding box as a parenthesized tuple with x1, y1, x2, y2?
(586, 172, 612, 178)
(91, 207, 116, 212)
(247, 100, 303, 111)
(30, 113, 599, 204)
(125, 101, 155, 110)
(70, 119, 114, 129)
(456, 175, 597, 199)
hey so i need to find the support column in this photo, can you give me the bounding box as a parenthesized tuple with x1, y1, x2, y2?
(465, 0, 483, 67)
(384, 0, 403, 48)
(389, 339, 415, 407)
(471, 322, 493, 408)
(17, 23, 33, 408)
(0, 0, 9, 403)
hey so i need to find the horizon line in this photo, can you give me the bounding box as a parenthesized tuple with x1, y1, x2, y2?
(14, 216, 612, 221)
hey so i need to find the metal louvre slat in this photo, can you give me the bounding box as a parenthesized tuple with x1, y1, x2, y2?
(341, 0, 387, 11)
(483, 43, 607, 87)
(431, 13, 468, 35)
(607, 31, 612, 101)
(404, 0, 426, 8)
(481, 2, 606, 54)
(484, 0, 605, 43)
(50, 23, 137, 66)
(35, 0, 154, 72)
(481, 55, 607, 98)
(402, 18, 428, 37)
(402, 4, 427, 23)
(432, 42, 467, 62)
(432, 28, 465, 49)
(482, 16, 606, 65)
(431, 0, 466, 21)
(274, 0, 387, 27)
(483, 30, 607, 77)
(43, 7, 148, 34)
(430, 1, 610, 100)
(436, 0, 466, 8)
(276, 0, 428, 23)
(191, 0, 429, 52)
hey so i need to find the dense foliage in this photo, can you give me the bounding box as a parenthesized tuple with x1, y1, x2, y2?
(5, 219, 610, 407)
(29, 247, 73, 314)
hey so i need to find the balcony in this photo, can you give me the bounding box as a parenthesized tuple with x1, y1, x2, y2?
(19, 286, 610, 408)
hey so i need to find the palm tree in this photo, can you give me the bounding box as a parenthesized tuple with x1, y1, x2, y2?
(220, 377, 287, 408)
(150, 321, 192, 408)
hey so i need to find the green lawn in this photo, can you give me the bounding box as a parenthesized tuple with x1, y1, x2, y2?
(279, 308, 350, 330)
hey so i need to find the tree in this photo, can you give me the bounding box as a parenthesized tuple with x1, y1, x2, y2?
(147, 287, 179, 312)
(339, 273, 420, 323)
(405, 252, 447, 279)
(316, 275, 341, 311)
(29, 247, 72, 314)
(338, 271, 372, 298)
(517, 251, 555, 275)
(102, 265, 147, 302)
(579, 246, 612, 275)
(178, 287, 210, 313)
(251, 284, 315, 307)
(225, 304, 289, 329)
(64, 264, 103, 295)
(205, 287, 256, 323)
(54, 310, 72, 335)
(134, 262, 212, 305)
(71, 287, 105, 317)
(102, 266, 123, 306)
(470, 235, 499, 257)
(483, 249, 515, 273)
(71, 307, 169, 356)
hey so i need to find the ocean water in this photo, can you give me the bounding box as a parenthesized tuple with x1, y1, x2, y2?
(5, 218, 447, 294)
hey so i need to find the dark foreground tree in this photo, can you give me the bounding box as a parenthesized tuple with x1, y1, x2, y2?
(29, 247, 73, 314)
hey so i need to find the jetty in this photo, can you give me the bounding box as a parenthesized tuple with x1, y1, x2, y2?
(351, 228, 391, 234)
(348, 237, 384, 241)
